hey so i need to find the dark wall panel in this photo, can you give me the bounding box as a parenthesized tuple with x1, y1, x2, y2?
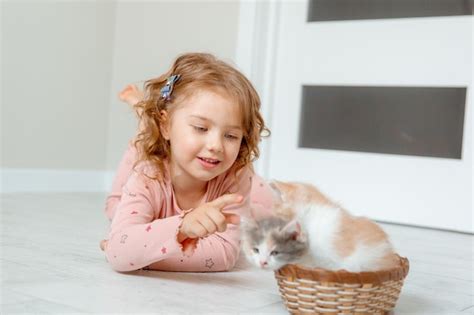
(299, 85, 466, 159)
(308, 0, 473, 22)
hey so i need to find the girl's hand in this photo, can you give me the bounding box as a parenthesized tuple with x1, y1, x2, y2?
(179, 194, 243, 240)
(118, 84, 144, 106)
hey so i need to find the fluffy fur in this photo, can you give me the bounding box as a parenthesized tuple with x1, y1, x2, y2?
(241, 181, 398, 272)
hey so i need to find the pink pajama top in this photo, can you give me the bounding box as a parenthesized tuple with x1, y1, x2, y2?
(103, 145, 273, 273)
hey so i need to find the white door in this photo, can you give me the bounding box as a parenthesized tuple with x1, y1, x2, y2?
(239, 1, 473, 233)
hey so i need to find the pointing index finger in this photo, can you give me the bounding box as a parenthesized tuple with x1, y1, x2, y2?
(211, 194, 243, 210)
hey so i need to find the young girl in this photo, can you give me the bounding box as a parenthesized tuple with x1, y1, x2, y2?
(101, 53, 274, 272)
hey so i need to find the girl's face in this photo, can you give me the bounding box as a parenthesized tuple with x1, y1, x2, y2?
(163, 89, 244, 187)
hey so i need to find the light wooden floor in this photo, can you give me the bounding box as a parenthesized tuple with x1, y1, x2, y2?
(1, 192, 473, 314)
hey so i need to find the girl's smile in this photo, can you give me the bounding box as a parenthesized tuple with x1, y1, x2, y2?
(197, 156, 221, 169)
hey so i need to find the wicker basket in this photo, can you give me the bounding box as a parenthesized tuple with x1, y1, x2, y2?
(274, 255, 409, 314)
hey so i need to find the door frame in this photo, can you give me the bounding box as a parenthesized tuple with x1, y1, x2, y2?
(235, 1, 280, 178)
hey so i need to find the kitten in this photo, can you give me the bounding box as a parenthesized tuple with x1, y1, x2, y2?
(241, 181, 398, 272)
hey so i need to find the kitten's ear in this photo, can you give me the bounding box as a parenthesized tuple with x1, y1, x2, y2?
(240, 215, 259, 230)
(281, 219, 305, 241)
(269, 180, 285, 203)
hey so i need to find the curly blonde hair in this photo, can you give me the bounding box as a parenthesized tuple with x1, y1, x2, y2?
(133, 53, 270, 179)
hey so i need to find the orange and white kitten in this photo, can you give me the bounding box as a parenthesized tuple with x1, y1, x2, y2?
(241, 181, 398, 272)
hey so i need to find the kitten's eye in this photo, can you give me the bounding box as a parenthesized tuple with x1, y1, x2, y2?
(252, 248, 259, 254)
(270, 250, 279, 256)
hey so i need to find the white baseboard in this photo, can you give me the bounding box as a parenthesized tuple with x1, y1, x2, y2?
(1, 168, 116, 193)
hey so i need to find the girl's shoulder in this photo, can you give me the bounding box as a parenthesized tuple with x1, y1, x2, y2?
(130, 160, 169, 187)
(210, 164, 254, 195)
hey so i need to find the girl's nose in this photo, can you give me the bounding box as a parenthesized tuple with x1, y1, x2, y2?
(207, 133, 223, 152)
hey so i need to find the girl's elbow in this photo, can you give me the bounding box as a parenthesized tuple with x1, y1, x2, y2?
(107, 259, 140, 273)
(105, 256, 134, 272)
(104, 247, 140, 272)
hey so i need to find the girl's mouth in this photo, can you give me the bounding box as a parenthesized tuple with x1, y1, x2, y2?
(197, 157, 221, 169)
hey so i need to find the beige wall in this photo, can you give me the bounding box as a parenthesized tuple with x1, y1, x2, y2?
(106, 1, 239, 171)
(2, 1, 116, 170)
(1, 1, 240, 174)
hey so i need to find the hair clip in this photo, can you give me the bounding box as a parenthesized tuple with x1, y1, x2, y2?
(160, 74, 181, 101)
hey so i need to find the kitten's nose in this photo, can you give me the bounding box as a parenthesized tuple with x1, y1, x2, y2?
(260, 260, 268, 267)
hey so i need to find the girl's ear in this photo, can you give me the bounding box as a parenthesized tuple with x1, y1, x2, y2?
(160, 110, 170, 140)
(281, 219, 305, 241)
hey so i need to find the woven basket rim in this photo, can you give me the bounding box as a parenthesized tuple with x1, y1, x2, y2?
(274, 254, 409, 285)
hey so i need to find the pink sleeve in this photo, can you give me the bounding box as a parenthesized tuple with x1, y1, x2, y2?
(148, 167, 253, 272)
(104, 142, 137, 221)
(104, 171, 190, 272)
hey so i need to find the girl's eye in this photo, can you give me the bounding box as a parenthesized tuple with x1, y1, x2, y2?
(192, 125, 207, 132)
(225, 134, 239, 140)
(270, 250, 279, 256)
(252, 248, 259, 254)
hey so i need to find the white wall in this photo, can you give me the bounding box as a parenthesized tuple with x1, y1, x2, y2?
(2, 1, 116, 170)
(1, 1, 240, 193)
